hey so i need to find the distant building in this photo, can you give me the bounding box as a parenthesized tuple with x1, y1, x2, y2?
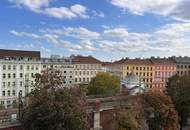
(72, 55, 102, 84)
(171, 56, 190, 76)
(0, 49, 41, 108)
(120, 71, 146, 95)
(41, 55, 74, 86)
(151, 58, 176, 91)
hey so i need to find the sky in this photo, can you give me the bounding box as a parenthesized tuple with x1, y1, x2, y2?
(0, 0, 190, 61)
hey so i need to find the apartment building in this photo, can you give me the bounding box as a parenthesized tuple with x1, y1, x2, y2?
(171, 56, 190, 76)
(72, 55, 102, 84)
(105, 57, 177, 91)
(123, 59, 154, 89)
(41, 55, 74, 86)
(151, 58, 176, 91)
(0, 49, 41, 107)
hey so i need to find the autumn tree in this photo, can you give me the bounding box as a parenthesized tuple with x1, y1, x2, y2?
(142, 92, 179, 130)
(166, 75, 190, 129)
(87, 72, 120, 96)
(21, 69, 88, 130)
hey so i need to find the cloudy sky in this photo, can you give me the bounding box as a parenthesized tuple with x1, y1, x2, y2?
(1, 0, 190, 61)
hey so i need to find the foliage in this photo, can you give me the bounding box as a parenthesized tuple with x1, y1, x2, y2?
(166, 75, 190, 128)
(21, 69, 88, 130)
(0, 104, 5, 110)
(87, 72, 120, 96)
(142, 91, 179, 130)
(12, 100, 18, 108)
(115, 106, 140, 130)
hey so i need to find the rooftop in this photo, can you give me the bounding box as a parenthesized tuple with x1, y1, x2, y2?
(72, 55, 102, 64)
(0, 49, 40, 60)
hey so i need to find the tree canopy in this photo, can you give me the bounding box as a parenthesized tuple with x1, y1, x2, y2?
(87, 72, 120, 96)
(21, 69, 88, 130)
(166, 74, 190, 129)
(142, 91, 179, 130)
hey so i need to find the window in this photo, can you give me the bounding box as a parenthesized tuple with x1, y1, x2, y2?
(13, 73, 16, 78)
(12, 90, 16, 96)
(43, 65, 46, 68)
(8, 73, 11, 78)
(27, 65, 30, 70)
(64, 71, 66, 73)
(20, 81, 23, 87)
(7, 90, 10, 96)
(13, 65, 16, 70)
(75, 78, 77, 82)
(83, 71, 85, 75)
(8, 82, 10, 87)
(36, 66, 39, 70)
(20, 65, 23, 70)
(7, 100, 11, 105)
(1, 101, 4, 105)
(31, 73, 34, 77)
(8, 65, 11, 70)
(2, 91, 5, 96)
(20, 73, 23, 78)
(3, 73, 6, 78)
(12, 82, 16, 87)
(3, 65, 6, 70)
(31, 65, 34, 70)
(3, 82, 5, 87)
(19, 90, 22, 96)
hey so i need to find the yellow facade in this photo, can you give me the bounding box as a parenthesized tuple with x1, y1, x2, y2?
(122, 64, 153, 88)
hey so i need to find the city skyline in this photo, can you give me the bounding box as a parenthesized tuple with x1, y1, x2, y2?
(1, 0, 190, 61)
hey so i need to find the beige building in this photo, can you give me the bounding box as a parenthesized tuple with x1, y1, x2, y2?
(72, 55, 102, 84)
(0, 49, 41, 108)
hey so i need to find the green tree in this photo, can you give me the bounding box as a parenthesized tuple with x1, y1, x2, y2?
(87, 72, 120, 96)
(142, 92, 179, 130)
(21, 69, 88, 130)
(166, 75, 190, 129)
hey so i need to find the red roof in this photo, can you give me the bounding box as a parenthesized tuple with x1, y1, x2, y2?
(72, 55, 102, 64)
(0, 49, 40, 60)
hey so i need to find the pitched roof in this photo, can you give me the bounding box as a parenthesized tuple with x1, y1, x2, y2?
(124, 59, 153, 65)
(0, 49, 40, 60)
(72, 55, 102, 64)
(150, 58, 176, 65)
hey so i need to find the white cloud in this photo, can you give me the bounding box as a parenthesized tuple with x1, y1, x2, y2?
(92, 10, 105, 18)
(110, 0, 190, 21)
(43, 4, 89, 19)
(9, 0, 89, 20)
(9, 0, 49, 12)
(10, 22, 190, 57)
(41, 27, 100, 40)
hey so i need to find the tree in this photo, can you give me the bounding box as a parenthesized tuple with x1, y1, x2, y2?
(142, 92, 179, 130)
(21, 69, 88, 130)
(115, 106, 140, 130)
(166, 75, 190, 129)
(87, 72, 120, 96)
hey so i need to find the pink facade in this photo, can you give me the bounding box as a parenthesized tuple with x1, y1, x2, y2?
(151, 59, 177, 91)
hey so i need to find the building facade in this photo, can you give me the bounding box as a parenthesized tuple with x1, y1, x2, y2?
(72, 55, 102, 85)
(151, 58, 176, 91)
(41, 55, 74, 86)
(0, 49, 41, 107)
(122, 59, 154, 89)
(171, 56, 190, 76)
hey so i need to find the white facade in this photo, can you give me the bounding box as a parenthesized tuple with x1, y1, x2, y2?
(74, 64, 102, 84)
(0, 58, 41, 107)
(41, 57, 74, 86)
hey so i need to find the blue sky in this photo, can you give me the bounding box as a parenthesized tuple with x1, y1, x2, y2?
(1, 0, 190, 61)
